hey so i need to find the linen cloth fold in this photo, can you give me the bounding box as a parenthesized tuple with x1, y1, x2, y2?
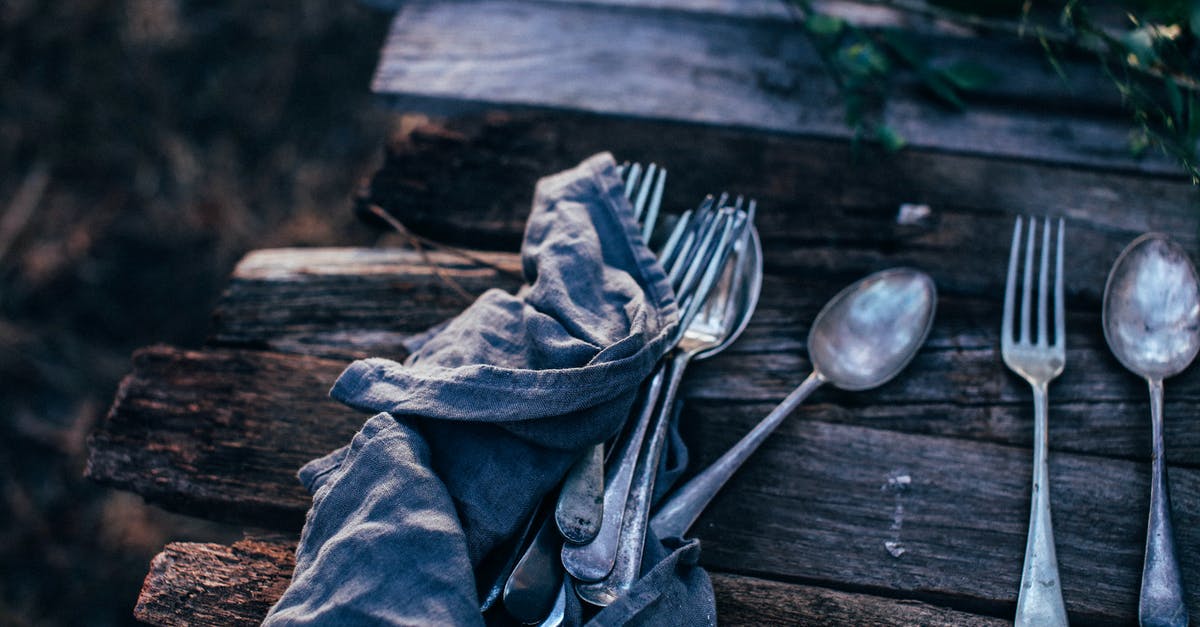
(263, 153, 716, 626)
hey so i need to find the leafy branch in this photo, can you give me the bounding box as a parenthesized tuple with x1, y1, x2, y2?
(788, 0, 999, 151)
(788, 0, 1200, 181)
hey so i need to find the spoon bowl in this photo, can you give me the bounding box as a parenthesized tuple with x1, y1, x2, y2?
(810, 268, 937, 390)
(1103, 233, 1200, 380)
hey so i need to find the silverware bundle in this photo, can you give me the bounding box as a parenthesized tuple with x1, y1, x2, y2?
(498, 163, 763, 625)
(1004, 218, 1195, 627)
(496, 162, 946, 626)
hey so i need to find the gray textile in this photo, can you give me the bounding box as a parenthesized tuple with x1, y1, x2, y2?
(263, 153, 716, 626)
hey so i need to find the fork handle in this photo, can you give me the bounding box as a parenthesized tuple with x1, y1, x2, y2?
(1140, 378, 1188, 627)
(1015, 383, 1068, 627)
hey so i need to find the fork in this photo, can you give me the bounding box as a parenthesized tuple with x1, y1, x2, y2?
(575, 205, 752, 606)
(1001, 216, 1069, 627)
(559, 196, 726, 584)
(554, 162, 668, 546)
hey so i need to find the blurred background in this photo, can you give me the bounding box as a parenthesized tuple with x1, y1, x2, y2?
(0, 1, 394, 623)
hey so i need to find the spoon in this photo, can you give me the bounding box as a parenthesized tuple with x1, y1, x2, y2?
(1102, 233, 1198, 627)
(651, 268, 937, 539)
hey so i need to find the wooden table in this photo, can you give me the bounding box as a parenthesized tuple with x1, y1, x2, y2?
(86, 1, 1200, 624)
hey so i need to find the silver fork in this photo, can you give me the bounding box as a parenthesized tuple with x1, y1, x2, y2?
(575, 205, 750, 607)
(555, 162, 668, 545)
(1001, 216, 1069, 627)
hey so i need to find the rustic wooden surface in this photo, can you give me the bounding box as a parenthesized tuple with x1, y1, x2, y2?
(88, 238, 1200, 624)
(89, 13, 1200, 620)
(133, 538, 1007, 626)
(135, 538, 296, 627)
(372, 0, 1173, 174)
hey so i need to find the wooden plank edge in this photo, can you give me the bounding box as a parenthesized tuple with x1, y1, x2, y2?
(372, 0, 1178, 176)
(134, 537, 1007, 626)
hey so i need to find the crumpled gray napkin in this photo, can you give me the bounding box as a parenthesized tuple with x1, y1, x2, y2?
(263, 153, 716, 626)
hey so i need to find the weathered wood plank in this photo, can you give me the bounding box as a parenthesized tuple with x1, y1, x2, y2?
(211, 247, 522, 360)
(712, 573, 1006, 626)
(359, 112, 1198, 302)
(373, 0, 1168, 173)
(85, 346, 360, 529)
(88, 346, 1200, 623)
(136, 538, 296, 627)
(684, 420, 1200, 625)
(208, 249, 1200, 465)
(134, 538, 1007, 626)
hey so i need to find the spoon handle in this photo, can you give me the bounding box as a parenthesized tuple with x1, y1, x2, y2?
(651, 370, 825, 539)
(502, 513, 564, 624)
(576, 352, 690, 606)
(555, 444, 605, 544)
(1140, 378, 1189, 627)
(561, 365, 665, 582)
(1014, 383, 1068, 627)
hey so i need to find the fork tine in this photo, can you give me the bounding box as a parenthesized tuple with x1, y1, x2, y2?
(714, 192, 730, 212)
(1054, 218, 1065, 348)
(1002, 217, 1022, 345)
(642, 168, 666, 243)
(633, 163, 656, 221)
(624, 163, 642, 200)
(675, 209, 726, 301)
(1037, 216, 1051, 346)
(659, 209, 691, 271)
(1020, 216, 1036, 344)
(677, 211, 738, 334)
(697, 209, 747, 328)
(669, 198, 718, 289)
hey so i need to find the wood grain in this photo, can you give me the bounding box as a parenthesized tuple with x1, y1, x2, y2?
(212, 247, 522, 360)
(86, 346, 359, 529)
(86, 6, 1200, 616)
(373, 0, 1169, 173)
(684, 420, 1200, 625)
(133, 537, 1007, 626)
(359, 112, 1198, 303)
(88, 342, 1200, 623)
(136, 538, 296, 627)
(712, 573, 1007, 626)
(208, 248, 1200, 465)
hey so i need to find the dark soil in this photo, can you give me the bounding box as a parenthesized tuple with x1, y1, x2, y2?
(0, 1, 394, 623)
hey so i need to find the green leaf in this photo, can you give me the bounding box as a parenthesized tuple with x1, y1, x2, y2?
(806, 14, 845, 37)
(1129, 128, 1151, 157)
(1188, 92, 1200, 141)
(938, 61, 999, 92)
(837, 41, 890, 78)
(881, 30, 925, 68)
(1167, 77, 1184, 127)
(1120, 27, 1158, 66)
(844, 92, 865, 127)
(877, 125, 907, 152)
(921, 71, 966, 110)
